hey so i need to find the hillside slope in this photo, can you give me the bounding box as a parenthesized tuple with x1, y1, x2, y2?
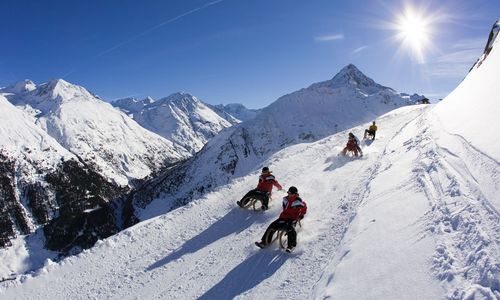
(1, 105, 441, 298)
(2, 96, 497, 299)
(130, 64, 422, 220)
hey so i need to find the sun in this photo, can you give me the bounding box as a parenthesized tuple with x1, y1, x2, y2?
(392, 5, 433, 63)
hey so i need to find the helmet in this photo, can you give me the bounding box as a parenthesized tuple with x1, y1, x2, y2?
(262, 167, 270, 173)
(348, 132, 354, 137)
(287, 186, 298, 195)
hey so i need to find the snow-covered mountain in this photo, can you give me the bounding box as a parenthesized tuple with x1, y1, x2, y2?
(208, 103, 261, 124)
(111, 96, 155, 114)
(124, 92, 233, 155)
(0, 94, 128, 264)
(2, 21, 497, 300)
(130, 64, 423, 219)
(0, 94, 73, 247)
(1, 79, 189, 186)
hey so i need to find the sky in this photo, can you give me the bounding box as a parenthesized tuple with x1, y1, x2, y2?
(0, 0, 498, 108)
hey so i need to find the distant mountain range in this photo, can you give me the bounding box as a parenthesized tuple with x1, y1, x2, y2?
(2, 79, 188, 186)
(0, 63, 423, 259)
(0, 79, 249, 253)
(112, 93, 260, 154)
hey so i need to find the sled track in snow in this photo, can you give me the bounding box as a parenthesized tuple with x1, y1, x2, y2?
(412, 113, 500, 299)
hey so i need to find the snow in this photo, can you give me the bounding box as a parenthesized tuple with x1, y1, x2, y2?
(209, 103, 261, 123)
(0, 231, 57, 281)
(3, 94, 497, 298)
(0, 94, 74, 168)
(132, 92, 233, 155)
(433, 29, 500, 162)
(1, 80, 189, 186)
(131, 64, 423, 221)
(1, 23, 499, 300)
(112, 96, 155, 114)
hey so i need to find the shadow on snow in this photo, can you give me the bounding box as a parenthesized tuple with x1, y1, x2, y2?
(324, 155, 361, 172)
(146, 208, 265, 271)
(199, 251, 288, 300)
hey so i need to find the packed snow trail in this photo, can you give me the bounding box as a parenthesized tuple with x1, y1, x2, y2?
(1, 105, 441, 299)
(313, 110, 499, 299)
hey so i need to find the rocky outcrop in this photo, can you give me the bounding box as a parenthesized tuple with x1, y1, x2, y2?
(0, 151, 127, 253)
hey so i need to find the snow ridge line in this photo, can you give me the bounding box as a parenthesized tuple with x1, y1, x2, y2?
(412, 113, 500, 299)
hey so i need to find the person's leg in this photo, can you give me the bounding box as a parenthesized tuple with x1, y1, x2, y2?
(286, 224, 297, 248)
(260, 193, 270, 210)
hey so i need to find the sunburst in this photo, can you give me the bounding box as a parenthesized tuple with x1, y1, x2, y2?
(391, 4, 434, 63)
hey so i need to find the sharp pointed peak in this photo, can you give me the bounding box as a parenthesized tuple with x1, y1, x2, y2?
(332, 64, 371, 82)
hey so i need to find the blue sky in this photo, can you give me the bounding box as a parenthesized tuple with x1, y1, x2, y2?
(1, 0, 498, 108)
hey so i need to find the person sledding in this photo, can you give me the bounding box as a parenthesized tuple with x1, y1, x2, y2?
(340, 132, 363, 157)
(364, 121, 377, 140)
(255, 186, 307, 253)
(237, 166, 282, 210)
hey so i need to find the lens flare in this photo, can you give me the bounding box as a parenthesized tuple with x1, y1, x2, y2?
(386, 4, 435, 63)
(397, 7, 431, 62)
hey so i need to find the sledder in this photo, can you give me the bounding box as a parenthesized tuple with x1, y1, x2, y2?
(237, 167, 282, 211)
(364, 121, 377, 140)
(340, 132, 363, 157)
(255, 186, 307, 253)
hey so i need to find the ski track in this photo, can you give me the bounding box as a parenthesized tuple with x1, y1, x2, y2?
(2, 105, 498, 299)
(412, 112, 500, 299)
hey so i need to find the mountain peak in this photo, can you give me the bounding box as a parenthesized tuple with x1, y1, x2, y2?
(2, 79, 37, 94)
(112, 96, 155, 113)
(331, 64, 377, 86)
(153, 92, 199, 107)
(307, 64, 390, 93)
(35, 79, 94, 101)
(167, 91, 197, 101)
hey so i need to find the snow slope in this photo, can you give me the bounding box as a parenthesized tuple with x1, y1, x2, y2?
(1, 105, 442, 299)
(1, 22, 498, 300)
(0, 94, 74, 165)
(131, 64, 423, 220)
(1, 79, 188, 186)
(2, 100, 497, 299)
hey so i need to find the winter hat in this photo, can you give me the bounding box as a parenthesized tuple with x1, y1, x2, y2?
(262, 167, 270, 173)
(287, 186, 298, 195)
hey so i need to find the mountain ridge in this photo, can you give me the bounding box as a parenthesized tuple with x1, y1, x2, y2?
(130, 63, 424, 220)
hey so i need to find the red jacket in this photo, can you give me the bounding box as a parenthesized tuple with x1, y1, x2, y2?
(279, 194, 307, 221)
(256, 172, 282, 193)
(346, 136, 358, 150)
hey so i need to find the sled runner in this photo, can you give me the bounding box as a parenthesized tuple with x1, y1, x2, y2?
(237, 193, 270, 211)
